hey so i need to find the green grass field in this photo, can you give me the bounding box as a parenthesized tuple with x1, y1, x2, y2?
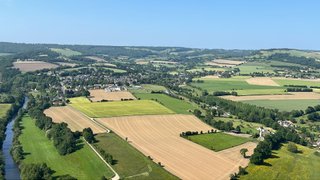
(104, 67, 126, 73)
(129, 84, 167, 94)
(0, 104, 11, 118)
(272, 79, 318, 87)
(187, 67, 228, 72)
(215, 117, 272, 135)
(50, 48, 82, 57)
(191, 77, 282, 93)
(95, 133, 177, 180)
(242, 143, 320, 180)
(186, 132, 250, 151)
(236, 89, 287, 96)
(20, 115, 114, 179)
(70, 100, 174, 118)
(242, 99, 320, 111)
(238, 62, 275, 74)
(134, 93, 196, 114)
(68, 97, 91, 104)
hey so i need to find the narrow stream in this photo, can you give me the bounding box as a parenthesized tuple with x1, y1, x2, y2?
(3, 97, 28, 180)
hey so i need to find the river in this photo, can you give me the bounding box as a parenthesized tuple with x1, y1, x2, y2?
(3, 97, 28, 180)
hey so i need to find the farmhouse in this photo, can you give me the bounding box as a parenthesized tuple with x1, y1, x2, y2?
(278, 120, 295, 128)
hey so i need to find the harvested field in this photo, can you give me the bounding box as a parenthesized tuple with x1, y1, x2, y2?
(57, 62, 78, 67)
(89, 89, 136, 102)
(222, 92, 320, 101)
(13, 61, 58, 72)
(201, 75, 220, 79)
(246, 77, 280, 86)
(44, 106, 105, 134)
(213, 59, 245, 65)
(97, 114, 256, 180)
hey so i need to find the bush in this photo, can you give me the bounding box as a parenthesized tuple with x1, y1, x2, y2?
(287, 142, 298, 153)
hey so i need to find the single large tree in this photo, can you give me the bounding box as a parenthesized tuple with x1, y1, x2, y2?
(240, 148, 248, 158)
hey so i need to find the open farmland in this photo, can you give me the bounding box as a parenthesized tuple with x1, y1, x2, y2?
(68, 96, 91, 104)
(272, 77, 320, 86)
(246, 77, 279, 86)
(238, 62, 275, 74)
(134, 93, 196, 114)
(205, 59, 245, 67)
(85, 56, 106, 62)
(13, 61, 58, 72)
(97, 114, 256, 180)
(186, 132, 251, 151)
(222, 92, 320, 101)
(95, 133, 178, 179)
(20, 115, 114, 179)
(89, 89, 136, 102)
(51, 48, 82, 57)
(191, 76, 284, 95)
(129, 84, 167, 94)
(44, 106, 106, 133)
(0, 104, 11, 118)
(242, 99, 320, 111)
(70, 100, 174, 118)
(242, 143, 320, 180)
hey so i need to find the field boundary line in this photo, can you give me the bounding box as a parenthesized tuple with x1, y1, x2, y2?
(84, 138, 120, 180)
(67, 105, 111, 133)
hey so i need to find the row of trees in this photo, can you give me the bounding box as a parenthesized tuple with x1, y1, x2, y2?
(28, 95, 78, 155)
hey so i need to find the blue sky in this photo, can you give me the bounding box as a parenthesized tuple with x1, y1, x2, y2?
(0, 0, 319, 49)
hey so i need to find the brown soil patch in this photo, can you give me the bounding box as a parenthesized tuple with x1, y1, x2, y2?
(97, 114, 256, 180)
(85, 56, 106, 62)
(222, 92, 320, 101)
(89, 89, 136, 102)
(44, 106, 105, 134)
(246, 77, 280, 86)
(13, 61, 58, 72)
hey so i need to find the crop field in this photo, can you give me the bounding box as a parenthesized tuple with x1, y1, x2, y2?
(50, 48, 82, 57)
(70, 100, 174, 118)
(44, 106, 106, 133)
(246, 77, 279, 86)
(97, 114, 256, 180)
(57, 62, 78, 67)
(85, 56, 106, 62)
(187, 67, 228, 72)
(134, 93, 195, 114)
(223, 92, 320, 101)
(129, 84, 167, 93)
(272, 78, 320, 86)
(104, 67, 127, 73)
(20, 115, 114, 179)
(191, 77, 282, 93)
(205, 59, 245, 67)
(68, 96, 91, 104)
(236, 89, 288, 96)
(89, 89, 136, 102)
(13, 61, 58, 72)
(242, 99, 320, 111)
(95, 133, 178, 179)
(0, 104, 11, 118)
(242, 143, 320, 180)
(186, 132, 251, 151)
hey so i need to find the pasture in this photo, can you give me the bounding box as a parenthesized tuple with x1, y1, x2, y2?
(44, 106, 106, 133)
(70, 100, 174, 118)
(20, 115, 114, 179)
(134, 93, 195, 114)
(13, 61, 58, 72)
(238, 62, 274, 74)
(242, 143, 320, 180)
(95, 133, 178, 179)
(186, 132, 251, 151)
(68, 96, 91, 104)
(89, 89, 136, 102)
(0, 104, 11, 118)
(129, 84, 167, 93)
(242, 99, 320, 111)
(104, 67, 127, 73)
(50, 48, 82, 57)
(97, 114, 256, 180)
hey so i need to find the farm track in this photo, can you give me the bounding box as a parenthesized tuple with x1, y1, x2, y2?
(97, 114, 256, 180)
